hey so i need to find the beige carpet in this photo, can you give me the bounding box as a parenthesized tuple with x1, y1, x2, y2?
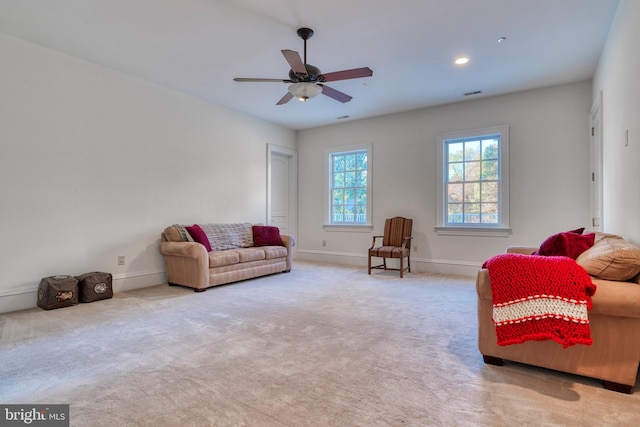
(1, 261, 638, 426)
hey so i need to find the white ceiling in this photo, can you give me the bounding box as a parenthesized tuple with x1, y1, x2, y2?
(0, 0, 620, 130)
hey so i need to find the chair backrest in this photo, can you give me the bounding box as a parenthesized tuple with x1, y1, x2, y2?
(382, 217, 413, 247)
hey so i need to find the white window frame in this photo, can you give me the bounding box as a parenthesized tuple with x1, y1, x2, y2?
(435, 125, 511, 236)
(323, 143, 373, 232)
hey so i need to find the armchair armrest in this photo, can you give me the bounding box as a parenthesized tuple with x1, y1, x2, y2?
(506, 246, 537, 255)
(369, 235, 384, 249)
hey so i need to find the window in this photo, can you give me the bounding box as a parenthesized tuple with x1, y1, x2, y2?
(324, 144, 372, 231)
(436, 126, 510, 236)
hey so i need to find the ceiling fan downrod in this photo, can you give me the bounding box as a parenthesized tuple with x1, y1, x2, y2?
(297, 27, 314, 64)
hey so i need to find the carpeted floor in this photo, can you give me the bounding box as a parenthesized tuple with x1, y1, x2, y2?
(1, 261, 638, 426)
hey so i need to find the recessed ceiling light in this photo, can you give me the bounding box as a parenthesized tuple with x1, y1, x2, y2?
(497, 36, 507, 43)
(454, 57, 469, 65)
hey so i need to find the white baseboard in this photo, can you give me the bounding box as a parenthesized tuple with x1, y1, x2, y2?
(0, 270, 166, 314)
(295, 249, 481, 277)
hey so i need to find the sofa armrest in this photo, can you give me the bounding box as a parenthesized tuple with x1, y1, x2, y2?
(159, 241, 209, 289)
(160, 241, 206, 258)
(506, 246, 537, 255)
(280, 234, 294, 271)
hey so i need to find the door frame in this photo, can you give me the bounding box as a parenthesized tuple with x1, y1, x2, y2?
(589, 90, 603, 231)
(267, 144, 297, 239)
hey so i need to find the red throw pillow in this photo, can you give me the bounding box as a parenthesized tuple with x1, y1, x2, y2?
(185, 224, 212, 252)
(535, 231, 595, 259)
(252, 225, 283, 247)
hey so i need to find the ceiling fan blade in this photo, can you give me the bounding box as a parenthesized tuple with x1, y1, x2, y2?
(320, 85, 353, 103)
(320, 67, 373, 82)
(281, 49, 307, 76)
(276, 92, 294, 105)
(234, 78, 291, 83)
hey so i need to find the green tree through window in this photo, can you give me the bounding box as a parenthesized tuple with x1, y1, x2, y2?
(331, 150, 368, 224)
(445, 135, 500, 225)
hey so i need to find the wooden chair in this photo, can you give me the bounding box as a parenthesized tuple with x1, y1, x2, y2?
(368, 217, 413, 278)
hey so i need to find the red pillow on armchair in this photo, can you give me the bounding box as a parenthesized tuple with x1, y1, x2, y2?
(534, 229, 595, 259)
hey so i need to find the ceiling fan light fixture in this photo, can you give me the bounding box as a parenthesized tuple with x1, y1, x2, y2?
(288, 82, 322, 101)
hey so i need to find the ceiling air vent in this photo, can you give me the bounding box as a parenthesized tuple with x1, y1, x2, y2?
(464, 90, 482, 96)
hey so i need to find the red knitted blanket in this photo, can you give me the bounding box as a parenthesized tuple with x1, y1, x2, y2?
(483, 253, 597, 348)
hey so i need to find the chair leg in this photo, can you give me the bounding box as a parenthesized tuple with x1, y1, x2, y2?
(368, 254, 371, 275)
(408, 254, 411, 273)
(399, 256, 404, 278)
(383, 258, 387, 270)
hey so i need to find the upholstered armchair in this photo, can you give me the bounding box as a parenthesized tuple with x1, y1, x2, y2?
(368, 217, 413, 278)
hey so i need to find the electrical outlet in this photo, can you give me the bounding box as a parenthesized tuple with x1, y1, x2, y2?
(322, 240, 326, 247)
(117, 255, 125, 266)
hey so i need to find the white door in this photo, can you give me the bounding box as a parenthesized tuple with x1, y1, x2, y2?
(270, 152, 290, 233)
(267, 145, 297, 237)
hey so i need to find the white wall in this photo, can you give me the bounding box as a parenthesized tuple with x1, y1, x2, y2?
(0, 33, 296, 313)
(592, 0, 640, 244)
(297, 81, 593, 275)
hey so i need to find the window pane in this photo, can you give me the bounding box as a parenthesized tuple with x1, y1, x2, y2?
(481, 203, 498, 224)
(465, 161, 480, 181)
(356, 188, 367, 204)
(345, 154, 356, 170)
(345, 171, 356, 187)
(481, 182, 498, 203)
(448, 163, 464, 182)
(465, 140, 481, 161)
(464, 203, 480, 223)
(356, 170, 367, 186)
(333, 155, 345, 172)
(344, 189, 355, 204)
(448, 142, 464, 162)
(333, 189, 344, 205)
(333, 172, 344, 187)
(355, 205, 366, 223)
(464, 182, 480, 203)
(344, 206, 355, 222)
(356, 153, 367, 170)
(332, 205, 344, 222)
(447, 183, 463, 203)
(481, 138, 499, 160)
(448, 203, 463, 223)
(481, 160, 498, 180)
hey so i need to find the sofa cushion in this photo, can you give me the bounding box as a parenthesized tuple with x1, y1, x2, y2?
(186, 224, 212, 252)
(534, 229, 595, 259)
(232, 247, 266, 263)
(576, 233, 640, 281)
(252, 225, 283, 247)
(263, 245, 288, 259)
(200, 223, 253, 251)
(208, 251, 240, 267)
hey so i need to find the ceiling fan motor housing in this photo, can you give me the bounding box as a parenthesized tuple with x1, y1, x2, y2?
(289, 64, 322, 82)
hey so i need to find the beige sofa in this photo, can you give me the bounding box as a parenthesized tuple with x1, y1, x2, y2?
(477, 234, 640, 393)
(160, 223, 293, 292)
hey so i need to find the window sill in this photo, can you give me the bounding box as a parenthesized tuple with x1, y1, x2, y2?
(324, 224, 374, 233)
(435, 226, 512, 237)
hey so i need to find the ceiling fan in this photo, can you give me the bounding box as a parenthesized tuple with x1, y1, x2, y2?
(233, 28, 373, 105)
